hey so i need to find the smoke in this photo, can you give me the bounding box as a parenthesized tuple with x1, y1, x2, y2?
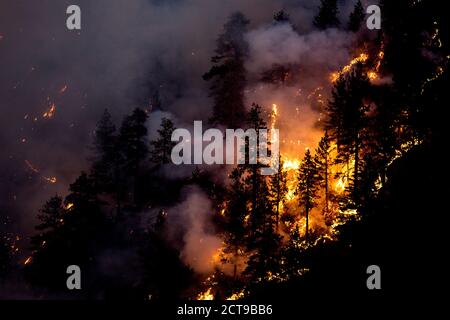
(0, 0, 324, 235)
(165, 186, 222, 274)
(246, 25, 354, 76)
(0, 0, 363, 282)
(244, 22, 356, 159)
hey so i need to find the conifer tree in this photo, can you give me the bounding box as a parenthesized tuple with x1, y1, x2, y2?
(118, 108, 149, 205)
(223, 166, 249, 279)
(296, 149, 321, 239)
(268, 155, 288, 232)
(314, 132, 332, 218)
(314, 0, 340, 30)
(325, 65, 370, 205)
(91, 109, 117, 193)
(348, 0, 365, 32)
(150, 118, 176, 165)
(203, 12, 249, 127)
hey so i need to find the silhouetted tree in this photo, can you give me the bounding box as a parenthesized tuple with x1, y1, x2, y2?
(348, 0, 365, 32)
(326, 65, 370, 205)
(314, 0, 340, 30)
(150, 118, 176, 165)
(119, 108, 149, 205)
(268, 155, 288, 232)
(91, 109, 117, 193)
(203, 12, 249, 127)
(315, 132, 332, 219)
(223, 166, 249, 279)
(26, 173, 106, 291)
(239, 105, 282, 285)
(296, 149, 321, 239)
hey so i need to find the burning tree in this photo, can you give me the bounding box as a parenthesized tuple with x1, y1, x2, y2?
(325, 64, 370, 207)
(268, 155, 288, 232)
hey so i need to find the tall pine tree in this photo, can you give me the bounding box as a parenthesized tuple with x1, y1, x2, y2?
(314, 132, 332, 219)
(203, 12, 249, 127)
(118, 108, 149, 205)
(314, 0, 340, 30)
(150, 118, 176, 165)
(348, 0, 365, 32)
(296, 149, 321, 239)
(268, 155, 288, 232)
(325, 65, 370, 206)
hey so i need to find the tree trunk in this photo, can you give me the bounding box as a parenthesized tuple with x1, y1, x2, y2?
(354, 134, 359, 203)
(305, 207, 309, 240)
(325, 155, 329, 215)
(276, 182, 280, 233)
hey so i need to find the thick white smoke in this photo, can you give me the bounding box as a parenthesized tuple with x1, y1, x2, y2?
(165, 186, 222, 274)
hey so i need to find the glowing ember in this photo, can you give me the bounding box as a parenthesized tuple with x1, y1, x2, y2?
(24, 160, 57, 184)
(23, 256, 32, 265)
(44, 176, 57, 184)
(25, 160, 39, 173)
(59, 85, 68, 93)
(43, 103, 56, 118)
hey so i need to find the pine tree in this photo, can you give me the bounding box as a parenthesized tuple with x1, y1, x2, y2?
(35, 195, 65, 232)
(150, 118, 176, 164)
(203, 12, 249, 127)
(314, 0, 340, 30)
(243, 104, 269, 236)
(296, 149, 321, 239)
(27, 174, 106, 290)
(348, 0, 365, 32)
(118, 108, 149, 205)
(325, 65, 370, 205)
(315, 132, 332, 219)
(223, 166, 249, 279)
(268, 155, 288, 232)
(239, 105, 282, 284)
(91, 109, 117, 193)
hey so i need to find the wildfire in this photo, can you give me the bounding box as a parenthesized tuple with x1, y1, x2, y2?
(330, 53, 369, 82)
(367, 71, 378, 81)
(330, 51, 383, 83)
(226, 290, 245, 300)
(282, 159, 300, 171)
(65, 203, 74, 210)
(197, 288, 214, 300)
(334, 176, 347, 194)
